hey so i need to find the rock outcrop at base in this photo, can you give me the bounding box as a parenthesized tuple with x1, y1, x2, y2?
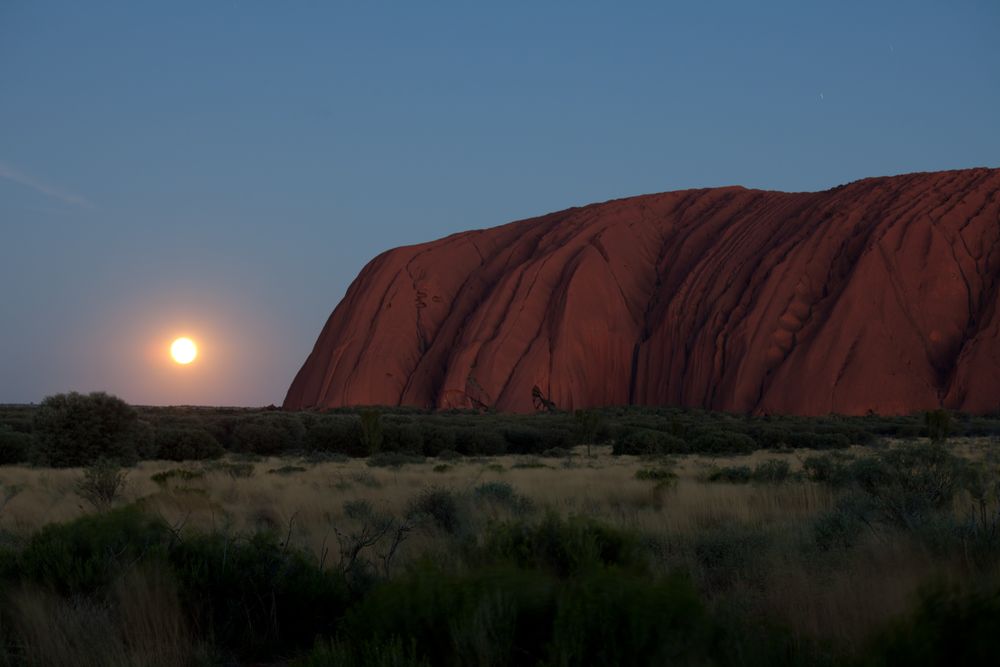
(285, 168, 1000, 415)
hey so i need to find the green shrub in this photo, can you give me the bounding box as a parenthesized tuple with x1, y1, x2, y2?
(572, 409, 601, 447)
(924, 409, 953, 443)
(548, 570, 710, 666)
(479, 514, 644, 576)
(0, 425, 32, 464)
(707, 466, 752, 483)
(383, 420, 424, 453)
(752, 459, 791, 482)
(268, 465, 308, 475)
(811, 494, 871, 551)
(32, 392, 146, 467)
(212, 461, 255, 478)
(473, 481, 534, 515)
(341, 564, 555, 667)
(304, 416, 366, 456)
(689, 429, 756, 454)
(419, 424, 456, 457)
(154, 427, 223, 461)
(408, 488, 465, 535)
(454, 428, 507, 456)
(170, 530, 350, 660)
(75, 459, 128, 511)
(849, 443, 968, 529)
(866, 584, 1000, 666)
(803, 454, 855, 485)
(150, 468, 205, 486)
(503, 426, 544, 452)
(16, 506, 172, 594)
(360, 410, 384, 455)
(612, 429, 686, 456)
(635, 467, 676, 482)
(691, 524, 770, 592)
(232, 413, 305, 455)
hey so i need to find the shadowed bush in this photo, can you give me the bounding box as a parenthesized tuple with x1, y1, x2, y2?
(170, 530, 350, 660)
(865, 584, 1000, 667)
(476, 514, 644, 576)
(0, 426, 32, 465)
(232, 413, 306, 455)
(154, 427, 223, 461)
(305, 415, 366, 456)
(32, 392, 147, 467)
(612, 429, 686, 456)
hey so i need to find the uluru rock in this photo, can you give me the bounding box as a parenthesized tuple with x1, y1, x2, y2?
(285, 168, 1000, 415)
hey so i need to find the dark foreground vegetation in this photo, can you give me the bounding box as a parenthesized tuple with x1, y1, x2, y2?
(2, 474, 1000, 666)
(2, 392, 997, 467)
(1, 393, 1000, 665)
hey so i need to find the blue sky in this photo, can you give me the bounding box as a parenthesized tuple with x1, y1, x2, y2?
(1, 1, 998, 405)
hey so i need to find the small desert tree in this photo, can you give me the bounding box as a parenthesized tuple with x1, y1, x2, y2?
(32, 392, 145, 467)
(76, 458, 128, 511)
(574, 409, 601, 457)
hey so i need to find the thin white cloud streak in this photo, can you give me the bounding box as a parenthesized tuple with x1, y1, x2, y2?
(0, 160, 94, 209)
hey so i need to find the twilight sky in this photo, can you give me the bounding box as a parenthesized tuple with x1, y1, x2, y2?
(1, 1, 998, 406)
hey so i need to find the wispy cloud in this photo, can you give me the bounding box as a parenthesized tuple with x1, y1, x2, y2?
(0, 160, 94, 210)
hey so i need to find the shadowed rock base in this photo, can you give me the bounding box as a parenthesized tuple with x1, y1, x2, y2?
(286, 168, 1000, 415)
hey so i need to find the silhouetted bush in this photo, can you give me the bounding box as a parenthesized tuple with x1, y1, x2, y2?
(407, 488, 465, 535)
(232, 414, 306, 455)
(924, 409, 953, 443)
(847, 442, 968, 530)
(472, 481, 534, 515)
(478, 514, 644, 576)
(802, 453, 855, 485)
(170, 530, 350, 660)
(502, 426, 544, 452)
(707, 465, 753, 483)
(612, 429, 686, 456)
(154, 427, 223, 461)
(305, 416, 366, 456)
(75, 458, 128, 511)
(689, 429, 756, 454)
(382, 420, 424, 453)
(418, 423, 456, 456)
(866, 584, 1000, 666)
(359, 409, 383, 455)
(548, 569, 711, 666)
(16, 506, 172, 594)
(0, 425, 32, 464)
(454, 428, 507, 456)
(32, 392, 147, 467)
(150, 468, 204, 485)
(752, 459, 791, 482)
(635, 467, 676, 482)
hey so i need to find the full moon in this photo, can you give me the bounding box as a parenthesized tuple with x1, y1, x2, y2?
(170, 337, 198, 365)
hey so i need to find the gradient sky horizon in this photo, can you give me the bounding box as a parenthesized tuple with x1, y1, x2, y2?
(2, 1, 998, 406)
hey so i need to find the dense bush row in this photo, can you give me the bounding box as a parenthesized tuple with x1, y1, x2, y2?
(1, 394, 999, 466)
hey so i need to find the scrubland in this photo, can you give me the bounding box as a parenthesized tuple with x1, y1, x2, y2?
(1, 396, 999, 665)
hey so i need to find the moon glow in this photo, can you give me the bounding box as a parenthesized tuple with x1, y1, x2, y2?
(170, 337, 198, 365)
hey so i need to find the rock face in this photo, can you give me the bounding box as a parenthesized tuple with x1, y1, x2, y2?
(285, 168, 1000, 415)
